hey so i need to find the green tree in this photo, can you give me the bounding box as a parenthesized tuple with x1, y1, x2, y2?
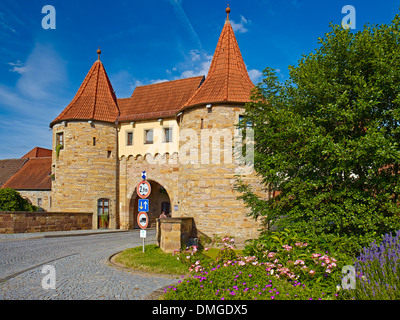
(236, 15, 400, 252)
(0, 188, 38, 212)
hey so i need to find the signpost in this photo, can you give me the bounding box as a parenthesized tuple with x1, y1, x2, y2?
(137, 171, 150, 252)
(138, 199, 149, 212)
(137, 212, 149, 229)
(137, 180, 151, 199)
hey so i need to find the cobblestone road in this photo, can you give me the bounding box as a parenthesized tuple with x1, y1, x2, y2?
(0, 230, 179, 300)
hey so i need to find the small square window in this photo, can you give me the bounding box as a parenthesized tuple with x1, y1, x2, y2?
(164, 128, 172, 143)
(37, 198, 42, 206)
(127, 132, 133, 146)
(144, 129, 153, 144)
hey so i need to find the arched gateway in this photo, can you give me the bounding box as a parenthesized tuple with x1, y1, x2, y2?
(129, 180, 172, 229)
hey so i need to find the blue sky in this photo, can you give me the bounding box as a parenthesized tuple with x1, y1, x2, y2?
(0, 0, 399, 159)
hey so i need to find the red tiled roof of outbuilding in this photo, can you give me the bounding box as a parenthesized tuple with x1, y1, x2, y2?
(50, 54, 120, 127)
(2, 157, 52, 190)
(0, 159, 28, 187)
(22, 147, 52, 159)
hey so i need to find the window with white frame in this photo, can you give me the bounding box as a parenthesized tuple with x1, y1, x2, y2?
(164, 127, 172, 143)
(144, 129, 153, 144)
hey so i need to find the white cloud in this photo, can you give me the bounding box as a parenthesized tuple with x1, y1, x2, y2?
(150, 79, 169, 84)
(176, 50, 213, 79)
(16, 44, 67, 100)
(189, 49, 201, 61)
(0, 43, 69, 159)
(275, 68, 285, 80)
(230, 15, 251, 34)
(168, 0, 202, 49)
(0, 13, 17, 37)
(8, 60, 27, 74)
(248, 68, 263, 84)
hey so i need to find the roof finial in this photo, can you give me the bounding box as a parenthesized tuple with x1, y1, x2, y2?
(97, 47, 101, 61)
(226, 4, 231, 21)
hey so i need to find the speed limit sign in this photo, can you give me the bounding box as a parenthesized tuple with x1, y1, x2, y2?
(137, 180, 151, 199)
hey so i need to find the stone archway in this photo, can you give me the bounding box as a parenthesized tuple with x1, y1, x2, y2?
(129, 180, 172, 229)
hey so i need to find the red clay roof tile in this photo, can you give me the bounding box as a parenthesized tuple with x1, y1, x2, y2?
(50, 60, 120, 127)
(182, 15, 254, 110)
(22, 147, 52, 159)
(2, 157, 52, 190)
(0, 159, 28, 187)
(118, 76, 204, 121)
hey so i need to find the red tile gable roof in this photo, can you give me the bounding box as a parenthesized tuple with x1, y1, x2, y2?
(0, 159, 28, 187)
(2, 157, 52, 190)
(50, 60, 120, 127)
(182, 14, 254, 110)
(118, 76, 204, 121)
(22, 147, 52, 159)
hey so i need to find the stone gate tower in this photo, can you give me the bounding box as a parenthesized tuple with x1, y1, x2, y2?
(176, 7, 264, 242)
(49, 50, 120, 229)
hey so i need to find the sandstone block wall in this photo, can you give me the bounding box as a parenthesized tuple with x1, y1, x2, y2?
(156, 217, 195, 253)
(0, 211, 92, 234)
(177, 105, 268, 244)
(19, 190, 51, 212)
(51, 122, 118, 229)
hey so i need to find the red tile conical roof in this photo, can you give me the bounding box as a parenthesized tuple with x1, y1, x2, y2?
(183, 7, 254, 109)
(50, 58, 120, 127)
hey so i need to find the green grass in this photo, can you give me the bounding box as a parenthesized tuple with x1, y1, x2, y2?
(115, 244, 190, 275)
(115, 245, 244, 276)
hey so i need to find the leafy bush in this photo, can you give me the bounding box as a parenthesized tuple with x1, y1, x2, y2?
(340, 231, 400, 300)
(0, 188, 38, 212)
(236, 14, 400, 252)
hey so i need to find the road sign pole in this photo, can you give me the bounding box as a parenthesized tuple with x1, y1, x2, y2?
(137, 171, 150, 253)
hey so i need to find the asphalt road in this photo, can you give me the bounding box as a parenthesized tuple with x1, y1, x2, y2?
(0, 230, 179, 300)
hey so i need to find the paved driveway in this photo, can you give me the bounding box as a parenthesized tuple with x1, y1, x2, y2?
(0, 230, 178, 300)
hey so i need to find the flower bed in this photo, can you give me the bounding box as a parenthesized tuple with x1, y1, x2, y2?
(163, 263, 328, 300)
(163, 235, 342, 300)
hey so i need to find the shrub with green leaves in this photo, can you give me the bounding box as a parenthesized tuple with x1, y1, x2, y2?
(0, 188, 37, 212)
(236, 14, 400, 253)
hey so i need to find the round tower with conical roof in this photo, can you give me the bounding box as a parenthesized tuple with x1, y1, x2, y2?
(49, 50, 120, 229)
(176, 6, 266, 243)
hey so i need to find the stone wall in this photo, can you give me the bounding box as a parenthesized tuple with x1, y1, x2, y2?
(0, 211, 92, 234)
(19, 190, 51, 212)
(156, 217, 195, 253)
(177, 105, 268, 244)
(51, 121, 118, 229)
